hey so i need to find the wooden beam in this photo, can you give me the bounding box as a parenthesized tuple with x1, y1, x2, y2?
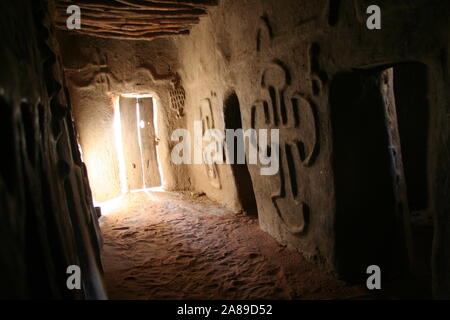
(61, 29, 190, 41)
(55, 15, 200, 25)
(53, 0, 216, 40)
(56, 6, 207, 18)
(58, 0, 211, 11)
(55, 21, 190, 34)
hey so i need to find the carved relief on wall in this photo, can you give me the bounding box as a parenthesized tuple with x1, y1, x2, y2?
(63, 50, 119, 91)
(63, 49, 177, 93)
(252, 16, 323, 235)
(200, 98, 221, 190)
(169, 74, 186, 118)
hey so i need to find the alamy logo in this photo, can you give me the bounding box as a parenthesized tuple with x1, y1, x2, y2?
(366, 265, 381, 290)
(66, 5, 81, 30)
(171, 121, 280, 176)
(66, 265, 81, 290)
(366, 5, 381, 30)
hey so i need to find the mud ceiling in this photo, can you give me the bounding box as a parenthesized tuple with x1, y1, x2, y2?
(52, 0, 218, 41)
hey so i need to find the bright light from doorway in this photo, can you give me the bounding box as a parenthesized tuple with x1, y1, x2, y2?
(102, 93, 167, 215)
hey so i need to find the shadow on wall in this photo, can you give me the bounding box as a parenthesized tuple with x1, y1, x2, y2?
(331, 62, 433, 297)
(223, 91, 258, 217)
(331, 69, 397, 281)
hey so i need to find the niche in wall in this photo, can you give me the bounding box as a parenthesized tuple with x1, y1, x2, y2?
(331, 63, 432, 297)
(393, 63, 432, 296)
(331, 69, 398, 282)
(223, 91, 258, 216)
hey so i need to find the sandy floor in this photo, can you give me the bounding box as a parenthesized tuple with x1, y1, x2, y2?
(99, 191, 370, 300)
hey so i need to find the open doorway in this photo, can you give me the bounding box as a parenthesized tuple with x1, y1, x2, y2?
(223, 91, 258, 216)
(331, 63, 432, 297)
(114, 94, 162, 194)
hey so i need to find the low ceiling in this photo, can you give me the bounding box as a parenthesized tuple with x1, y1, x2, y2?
(52, 0, 218, 41)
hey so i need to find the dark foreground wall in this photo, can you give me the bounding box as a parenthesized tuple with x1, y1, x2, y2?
(0, 0, 105, 299)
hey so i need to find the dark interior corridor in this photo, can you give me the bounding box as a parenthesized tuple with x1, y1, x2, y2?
(1, 0, 449, 302)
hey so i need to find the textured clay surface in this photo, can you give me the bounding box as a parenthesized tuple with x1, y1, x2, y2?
(100, 192, 368, 300)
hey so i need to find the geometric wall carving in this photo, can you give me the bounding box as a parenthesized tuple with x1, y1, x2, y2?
(252, 16, 322, 235)
(169, 86, 186, 119)
(200, 98, 221, 189)
(251, 61, 319, 234)
(169, 73, 186, 119)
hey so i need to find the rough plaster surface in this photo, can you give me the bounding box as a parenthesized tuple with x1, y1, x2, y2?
(173, 0, 334, 275)
(58, 35, 190, 202)
(171, 0, 450, 297)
